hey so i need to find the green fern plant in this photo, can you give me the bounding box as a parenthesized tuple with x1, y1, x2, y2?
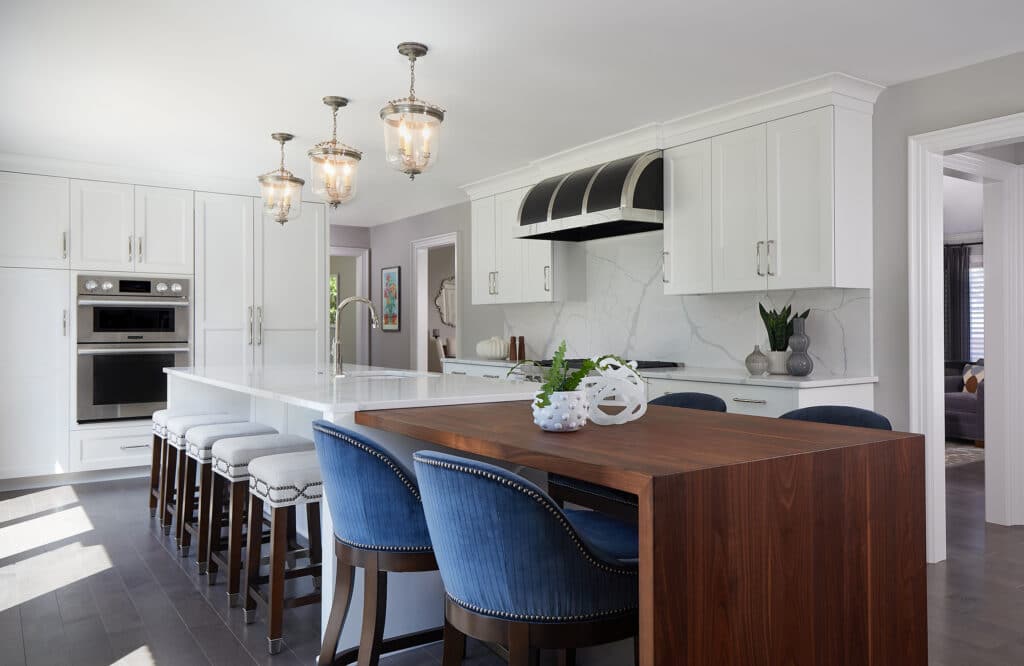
(508, 340, 636, 408)
(758, 304, 810, 352)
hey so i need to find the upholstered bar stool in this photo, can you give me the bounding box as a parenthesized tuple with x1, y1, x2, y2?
(549, 391, 727, 522)
(178, 422, 278, 559)
(150, 409, 171, 518)
(160, 413, 241, 536)
(243, 450, 324, 654)
(414, 451, 640, 666)
(779, 405, 893, 430)
(310, 420, 444, 666)
(207, 433, 313, 604)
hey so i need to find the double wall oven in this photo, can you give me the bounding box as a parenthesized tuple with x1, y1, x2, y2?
(77, 275, 191, 422)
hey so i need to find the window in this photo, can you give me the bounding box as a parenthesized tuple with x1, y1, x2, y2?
(968, 260, 984, 361)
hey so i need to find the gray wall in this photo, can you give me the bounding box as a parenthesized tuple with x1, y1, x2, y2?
(330, 223, 370, 248)
(329, 255, 358, 363)
(427, 244, 456, 347)
(873, 51, 1024, 430)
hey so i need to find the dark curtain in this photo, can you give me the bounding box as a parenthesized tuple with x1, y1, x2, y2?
(944, 245, 971, 361)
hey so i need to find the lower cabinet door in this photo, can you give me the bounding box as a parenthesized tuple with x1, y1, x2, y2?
(70, 424, 153, 473)
(645, 377, 797, 417)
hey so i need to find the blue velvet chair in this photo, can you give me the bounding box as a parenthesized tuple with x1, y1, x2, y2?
(414, 450, 639, 666)
(311, 420, 443, 666)
(548, 391, 727, 522)
(779, 405, 893, 430)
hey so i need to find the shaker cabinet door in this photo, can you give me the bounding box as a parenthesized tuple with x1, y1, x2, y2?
(134, 186, 195, 275)
(0, 172, 70, 269)
(470, 197, 497, 305)
(493, 188, 526, 304)
(70, 180, 135, 272)
(711, 125, 768, 293)
(663, 140, 713, 295)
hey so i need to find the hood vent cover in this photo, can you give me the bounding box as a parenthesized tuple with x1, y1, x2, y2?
(516, 150, 663, 242)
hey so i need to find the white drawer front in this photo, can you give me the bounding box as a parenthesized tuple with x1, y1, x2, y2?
(444, 362, 509, 380)
(71, 425, 153, 472)
(646, 378, 797, 417)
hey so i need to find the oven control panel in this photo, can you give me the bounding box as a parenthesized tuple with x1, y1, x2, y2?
(78, 275, 189, 298)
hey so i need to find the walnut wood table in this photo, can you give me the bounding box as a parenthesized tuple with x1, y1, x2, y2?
(355, 402, 927, 665)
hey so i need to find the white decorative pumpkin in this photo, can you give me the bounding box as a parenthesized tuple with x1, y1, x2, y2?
(475, 336, 507, 360)
(532, 390, 589, 432)
(582, 357, 647, 426)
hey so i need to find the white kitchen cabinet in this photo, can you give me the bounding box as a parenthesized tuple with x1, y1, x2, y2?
(662, 140, 712, 295)
(442, 359, 513, 379)
(0, 268, 70, 479)
(69, 423, 152, 472)
(70, 180, 135, 272)
(493, 187, 526, 303)
(134, 186, 194, 274)
(470, 197, 497, 305)
(194, 192, 326, 370)
(645, 376, 874, 418)
(711, 124, 768, 294)
(0, 172, 70, 269)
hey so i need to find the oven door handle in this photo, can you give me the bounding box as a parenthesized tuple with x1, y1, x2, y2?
(77, 298, 190, 307)
(77, 346, 190, 355)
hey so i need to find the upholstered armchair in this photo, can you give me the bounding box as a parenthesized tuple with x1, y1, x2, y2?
(945, 373, 985, 444)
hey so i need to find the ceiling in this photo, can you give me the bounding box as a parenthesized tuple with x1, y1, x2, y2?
(3, 1, 1024, 227)
(943, 175, 983, 237)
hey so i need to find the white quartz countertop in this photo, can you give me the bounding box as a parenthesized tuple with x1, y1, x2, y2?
(165, 364, 537, 413)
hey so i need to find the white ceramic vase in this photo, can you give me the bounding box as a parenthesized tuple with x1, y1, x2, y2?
(766, 350, 791, 375)
(532, 390, 589, 432)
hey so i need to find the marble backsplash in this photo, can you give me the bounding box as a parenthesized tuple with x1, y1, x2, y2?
(489, 232, 872, 377)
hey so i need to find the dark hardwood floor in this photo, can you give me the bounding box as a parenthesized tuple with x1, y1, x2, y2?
(0, 461, 1020, 665)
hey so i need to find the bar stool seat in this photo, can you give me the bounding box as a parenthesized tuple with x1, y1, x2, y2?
(244, 450, 324, 654)
(206, 434, 313, 602)
(186, 422, 278, 462)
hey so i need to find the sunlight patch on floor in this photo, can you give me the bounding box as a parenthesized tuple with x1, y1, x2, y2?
(0, 485, 79, 524)
(110, 645, 156, 665)
(0, 505, 94, 560)
(0, 541, 112, 612)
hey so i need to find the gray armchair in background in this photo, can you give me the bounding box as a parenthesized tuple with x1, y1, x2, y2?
(944, 364, 985, 445)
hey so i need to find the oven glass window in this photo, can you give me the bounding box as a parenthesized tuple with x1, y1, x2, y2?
(93, 307, 175, 333)
(92, 353, 174, 405)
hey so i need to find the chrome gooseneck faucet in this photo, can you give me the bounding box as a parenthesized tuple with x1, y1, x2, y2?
(334, 296, 381, 377)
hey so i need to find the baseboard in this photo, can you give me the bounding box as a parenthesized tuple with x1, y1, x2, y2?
(0, 466, 149, 493)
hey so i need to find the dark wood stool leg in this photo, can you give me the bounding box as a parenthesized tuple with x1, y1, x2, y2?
(558, 648, 576, 666)
(267, 505, 289, 655)
(226, 480, 248, 606)
(357, 553, 387, 666)
(149, 433, 161, 515)
(441, 618, 467, 666)
(206, 473, 226, 580)
(159, 442, 177, 534)
(306, 503, 322, 589)
(243, 493, 264, 625)
(317, 550, 355, 665)
(177, 453, 197, 555)
(507, 623, 535, 666)
(195, 463, 214, 573)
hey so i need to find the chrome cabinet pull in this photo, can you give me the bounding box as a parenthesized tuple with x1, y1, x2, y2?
(755, 241, 765, 277)
(482, 374, 501, 379)
(543, 265, 551, 292)
(62, 309, 68, 336)
(256, 306, 263, 346)
(247, 306, 254, 345)
(766, 240, 776, 276)
(136, 236, 144, 262)
(450, 371, 467, 375)
(61, 231, 68, 259)
(662, 251, 670, 284)
(120, 443, 150, 450)
(487, 272, 494, 295)
(128, 236, 134, 262)
(732, 397, 768, 405)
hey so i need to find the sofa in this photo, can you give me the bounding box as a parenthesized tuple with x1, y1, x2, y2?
(944, 361, 985, 444)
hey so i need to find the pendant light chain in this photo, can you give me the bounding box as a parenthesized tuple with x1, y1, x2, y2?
(331, 106, 339, 144)
(408, 55, 417, 101)
(278, 138, 286, 174)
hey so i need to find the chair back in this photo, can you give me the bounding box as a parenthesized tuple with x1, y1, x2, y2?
(779, 406, 892, 430)
(648, 391, 727, 412)
(413, 450, 637, 622)
(311, 420, 432, 552)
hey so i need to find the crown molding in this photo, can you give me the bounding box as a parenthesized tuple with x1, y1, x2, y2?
(460, 72, 884, 200)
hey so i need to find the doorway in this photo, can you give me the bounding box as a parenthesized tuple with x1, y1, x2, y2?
(410, 233, 458, 372)
(909, 114, 1024, 563)
(328, 247, 370, 367)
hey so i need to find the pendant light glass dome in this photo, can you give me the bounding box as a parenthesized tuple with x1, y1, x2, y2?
(308, 96, 362, 207)
(258, 133, 304, 224)
(380, 42, 445, 180)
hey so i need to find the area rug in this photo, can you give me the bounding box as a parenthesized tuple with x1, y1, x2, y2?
(946, 442, 985, 467)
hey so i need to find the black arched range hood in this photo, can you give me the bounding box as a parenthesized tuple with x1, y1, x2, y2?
(515, 150, 663, 242)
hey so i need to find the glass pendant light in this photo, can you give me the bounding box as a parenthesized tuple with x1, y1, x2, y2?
(308, 96, 362, 207)
(257, 133, 304, 224)
(380, 42, 445, 180)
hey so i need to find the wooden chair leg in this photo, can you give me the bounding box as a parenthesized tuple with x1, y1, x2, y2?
(317, 554, 355, 665)
(226, 480, 248, 605)
(206, 473, 226, 579)
(507, 622, 535, 666)
(357, 554, 387, 666)
(149, 434, 161, 515)
(195, 463, 213, 573)
(159, 441, 177, 533)
(267, 505, 289, 655)
(441, 618, 466, 666)
(634, 634, 640, 666)
(558, 648, 577, 666)
(175, 449, 191, 549)
(243, 493, 264, 624)
(306, 503, 322, 566)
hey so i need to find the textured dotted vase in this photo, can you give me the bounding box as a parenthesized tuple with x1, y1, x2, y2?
(532, 390, 590, 432)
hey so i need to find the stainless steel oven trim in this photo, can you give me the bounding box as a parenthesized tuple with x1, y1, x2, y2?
(78, 298, 190, 307)
(77, 301, 191, 344)
(76, 343, 190, 423)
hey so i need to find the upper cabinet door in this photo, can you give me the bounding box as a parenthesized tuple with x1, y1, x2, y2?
(193, 192, 255, 371)
(70, 180, 134, 272)
(711, 125, 768, 294)
(470, 197, 497, 305)
(134, 186, 194, 275)
(766, 107, 834, 290)
(254, 202, 326, 369)
(521, 238, 554, 303)
(493, 188, 526, 304)
(0, 172, 70, 269)
(663, 140, 713, 295)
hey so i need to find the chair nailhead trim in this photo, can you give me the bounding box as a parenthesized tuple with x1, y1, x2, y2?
(337, 536, 433, 553)
(549, 475, 639, 508)
(413, 455, 638, 578)
(313, 424, 422, 501)
(446, 593, 637, 624)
